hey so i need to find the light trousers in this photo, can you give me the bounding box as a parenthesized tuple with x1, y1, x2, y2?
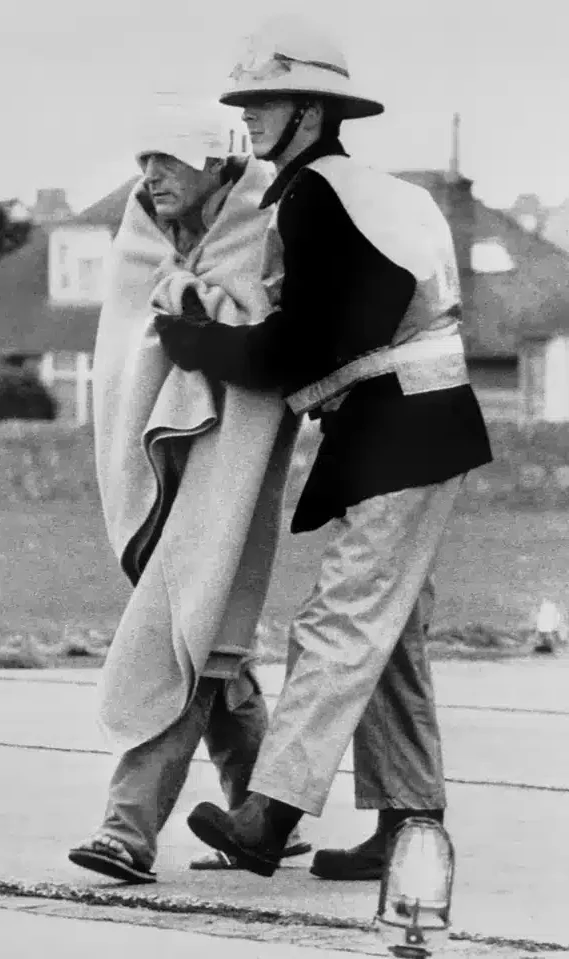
(250, 477, 462, 816)
(101, 671, 267, 869)
(352, 575, 446, 809)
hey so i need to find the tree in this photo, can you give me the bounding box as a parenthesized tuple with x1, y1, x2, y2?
(0, 198, 57, 420)
(0, 199, 33, 258)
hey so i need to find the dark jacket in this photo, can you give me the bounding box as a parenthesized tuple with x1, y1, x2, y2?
(163, 138, 492, 533)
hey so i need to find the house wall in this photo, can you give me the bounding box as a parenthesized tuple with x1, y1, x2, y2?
(467, 358, 520, 421)
(543, 337, 569, 421)
(518, 336, 569, 423)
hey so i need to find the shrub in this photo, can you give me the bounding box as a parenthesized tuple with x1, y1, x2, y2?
(1, 415, 569, 509)
(285, 418, 569, 512)
(0, 361, 58, 421)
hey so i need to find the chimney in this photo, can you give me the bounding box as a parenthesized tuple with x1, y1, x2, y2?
(446, 112, 461, 183)
(32, 188, 73, 224)
(439, 113, 476, 296)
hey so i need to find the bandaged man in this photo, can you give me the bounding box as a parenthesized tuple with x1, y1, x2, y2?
(68, 104, 309, 883)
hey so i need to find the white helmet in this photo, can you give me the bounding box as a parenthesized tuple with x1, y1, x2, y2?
(220, 15, 383, 121)
(134, 100, 247, 170)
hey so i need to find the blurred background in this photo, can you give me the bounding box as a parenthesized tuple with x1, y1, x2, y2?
(1, 0, 569, 664)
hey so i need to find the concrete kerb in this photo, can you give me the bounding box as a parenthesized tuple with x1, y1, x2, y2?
(0, 880, 567, 955)
(3, 899, 568, 959)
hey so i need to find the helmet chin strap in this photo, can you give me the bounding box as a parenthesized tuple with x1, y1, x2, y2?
(261, 100, 311, 162)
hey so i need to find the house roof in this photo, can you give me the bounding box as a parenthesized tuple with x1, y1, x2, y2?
(399, 171, 569, 356)
(1, 168, 569, 356)
(74, 178, 139, 229)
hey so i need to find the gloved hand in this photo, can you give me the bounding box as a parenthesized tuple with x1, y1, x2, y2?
(179, 284, 212, 324)
(154, 313, 210, 372)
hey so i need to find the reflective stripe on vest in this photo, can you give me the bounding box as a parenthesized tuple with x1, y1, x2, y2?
(286, 325, 468, 415)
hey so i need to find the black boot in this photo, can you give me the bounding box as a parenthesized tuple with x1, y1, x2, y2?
(188, 793, 302, 878)
(310, 808, 444, 881)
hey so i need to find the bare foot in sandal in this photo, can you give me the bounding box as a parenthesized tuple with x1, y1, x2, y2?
(68, 834, 156, 884)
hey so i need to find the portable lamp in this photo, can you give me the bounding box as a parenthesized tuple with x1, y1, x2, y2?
(374, 817, 455, 958)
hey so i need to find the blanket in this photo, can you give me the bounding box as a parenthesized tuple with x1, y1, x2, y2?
(93, 158, 298, 750)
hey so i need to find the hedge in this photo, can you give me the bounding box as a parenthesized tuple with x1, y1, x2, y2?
(0, 421, 98, 503)
(287, 420, 569, 511)
(0, 419, 569, 509)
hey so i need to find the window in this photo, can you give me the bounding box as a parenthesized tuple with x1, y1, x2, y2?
(470, 239, 515, 274)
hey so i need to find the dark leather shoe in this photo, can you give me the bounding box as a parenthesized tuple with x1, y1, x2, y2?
(310, 808, 445, 880)
(187, 795, 287, 878)
(310, 831, 387, 881)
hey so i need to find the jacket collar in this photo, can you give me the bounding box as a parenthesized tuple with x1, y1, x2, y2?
(260, 138, 348, 209)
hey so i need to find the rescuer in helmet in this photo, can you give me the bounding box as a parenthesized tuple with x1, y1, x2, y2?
(157, 16, 492, 880)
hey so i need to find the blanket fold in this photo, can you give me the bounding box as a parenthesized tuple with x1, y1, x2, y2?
(93, 159, 298, 751)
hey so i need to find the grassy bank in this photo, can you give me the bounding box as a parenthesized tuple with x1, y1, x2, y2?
(0, 501, 566, 668)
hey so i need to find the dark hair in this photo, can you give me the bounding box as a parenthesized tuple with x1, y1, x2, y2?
(243, 92, 343, 139)
(320, 98, 343, 140)
(321, 115, 342, 140)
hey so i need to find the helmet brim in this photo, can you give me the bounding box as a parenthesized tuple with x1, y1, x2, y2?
(219, 89, 384, 120)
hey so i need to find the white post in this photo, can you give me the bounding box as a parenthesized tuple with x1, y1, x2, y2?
(518, 342, 545, 424)
(75, 352, 91, 426)
(39, 352, 56, 387)
(543, 336, 569, 422)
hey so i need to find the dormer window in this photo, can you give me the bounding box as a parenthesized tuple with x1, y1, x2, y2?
(470, 239, 516, 273)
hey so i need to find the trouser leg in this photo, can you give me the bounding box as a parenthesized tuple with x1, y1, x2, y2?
(352, 575, 446, 810)
(249, 477, 462, 816)
(101, 678, 219, 869)
(202, 667, 269, 809)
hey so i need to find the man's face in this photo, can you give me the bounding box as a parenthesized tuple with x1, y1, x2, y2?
(140, 154, 223, 219)
(241, 98, 296, 159)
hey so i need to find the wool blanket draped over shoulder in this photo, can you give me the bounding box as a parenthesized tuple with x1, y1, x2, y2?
(93, 158, 297, 751)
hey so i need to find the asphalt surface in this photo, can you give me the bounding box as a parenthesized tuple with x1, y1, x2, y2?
(0, 657, 568, 954)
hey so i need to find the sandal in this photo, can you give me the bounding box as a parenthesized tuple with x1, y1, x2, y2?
(68, 835, 157, 884)
(189, 838, 312, 870)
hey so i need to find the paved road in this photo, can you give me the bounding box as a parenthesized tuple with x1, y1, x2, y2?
(1, 660, 568, 789)
(0, 660, 567, 949)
